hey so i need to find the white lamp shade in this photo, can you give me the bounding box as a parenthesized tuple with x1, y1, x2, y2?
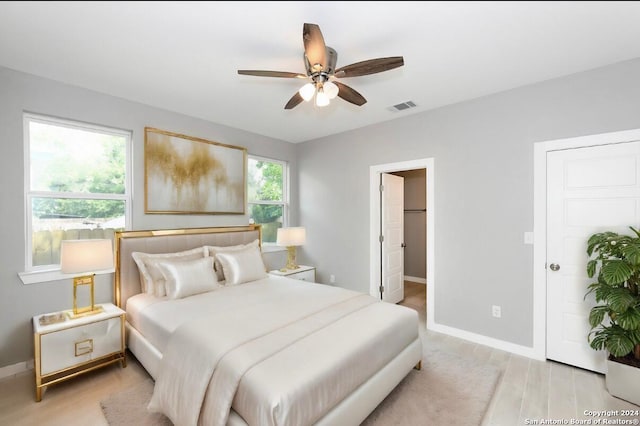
(276, 227, 306, 247)
(323, 81, 339, 99)
(60, 239, 114, 273)
(315, 90, 330, 107)
(299, 83, 316, 102)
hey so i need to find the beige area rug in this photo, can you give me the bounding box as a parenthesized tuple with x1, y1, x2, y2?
(101, 347, 501, 426)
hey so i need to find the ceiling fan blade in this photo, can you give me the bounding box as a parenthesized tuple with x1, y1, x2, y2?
(334, 81, 367, 106)
(303, 23, 327, 72)
(284, 92, 304, 110)
(334, 56, 404, 78)
(238, 70, 306, 78)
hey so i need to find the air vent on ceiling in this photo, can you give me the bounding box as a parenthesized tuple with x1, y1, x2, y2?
(389, 101, 417, 112)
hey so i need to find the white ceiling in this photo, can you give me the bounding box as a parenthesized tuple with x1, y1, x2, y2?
(2, 1, 640, 143)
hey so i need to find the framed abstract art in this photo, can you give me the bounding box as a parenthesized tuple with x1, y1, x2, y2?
(144, 127, 246, 214)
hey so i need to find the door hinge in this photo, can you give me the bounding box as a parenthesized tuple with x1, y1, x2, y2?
(379, 285, 384, 294)
(379, 184, 384, 192)
(379, 235, 384, 243)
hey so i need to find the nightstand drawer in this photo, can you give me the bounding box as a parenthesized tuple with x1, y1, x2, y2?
(289, 269, 315, 282)
(39, 316, 122, 375)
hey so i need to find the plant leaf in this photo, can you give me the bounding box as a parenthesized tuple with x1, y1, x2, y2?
(601, 260, 633, 285)
(628, 328, 640, 345)
(616, 307, 640, 330)
(622, 243, 640, 266)
(588, 329, 608, 351)
(608, 288, 637, 313)
(605, 326, 635, 357)
(587, 234, 601, 256)
(594, 283, 612, 303)
(588, 305, 608, 328)
(587, 232, 614, 256)
(587, 260, 597, 278)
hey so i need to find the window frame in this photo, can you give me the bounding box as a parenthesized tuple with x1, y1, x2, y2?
(247, 154, 289, 246)
(21, 113, 132, 282)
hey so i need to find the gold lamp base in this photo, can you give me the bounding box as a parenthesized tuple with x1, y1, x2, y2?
(280, 246, 299, 271)
(67, 306, 104, 319)
(68, 274, 103, 319)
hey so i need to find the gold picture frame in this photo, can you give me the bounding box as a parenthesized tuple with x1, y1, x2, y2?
(144, 127, 246, 214)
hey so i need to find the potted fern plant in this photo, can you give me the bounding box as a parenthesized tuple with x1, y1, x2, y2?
(586, 226, 640, 405)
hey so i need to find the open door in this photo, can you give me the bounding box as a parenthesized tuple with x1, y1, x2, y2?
(381, 173, 404, 303)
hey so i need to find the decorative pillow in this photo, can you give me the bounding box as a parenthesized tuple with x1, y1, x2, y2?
(215, 244, 267, 286)
(131, 247, 206, 297)
(155, 257, 220, 299)
(206, 239, 260, 282)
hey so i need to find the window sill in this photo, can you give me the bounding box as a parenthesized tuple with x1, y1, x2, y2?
(19, 268, 115, 285)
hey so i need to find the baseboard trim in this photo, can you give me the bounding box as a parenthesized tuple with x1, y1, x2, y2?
(404, 276, 426, 284)
(428, 322, 543, 360)
(0, 359, 33, 380)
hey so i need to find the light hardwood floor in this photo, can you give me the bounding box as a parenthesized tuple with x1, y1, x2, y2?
(400, 280, 640, 426)
(1, 283, 637, 425)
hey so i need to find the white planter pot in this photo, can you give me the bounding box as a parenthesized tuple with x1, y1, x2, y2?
(606, 358, 640, 406)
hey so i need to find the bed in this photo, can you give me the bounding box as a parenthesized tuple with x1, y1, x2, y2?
(115, 225, 422, 426)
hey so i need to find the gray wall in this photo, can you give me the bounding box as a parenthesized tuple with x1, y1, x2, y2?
(392, 169, 427, 280)
(0, 66, 296, 367)
(4, 56, 640, 366)
(297, 58, 640, 348)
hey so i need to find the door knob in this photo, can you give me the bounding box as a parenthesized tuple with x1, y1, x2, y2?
(549, 263, 560, 271)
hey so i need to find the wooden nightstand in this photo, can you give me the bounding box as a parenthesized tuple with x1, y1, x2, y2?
(269, 265, 316, 282)
(33, 303, 126, 401)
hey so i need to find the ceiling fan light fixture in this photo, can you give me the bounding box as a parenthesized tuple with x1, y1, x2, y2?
(323, 81, 339, 99)
(315, 89, 330, 107)
(238, 23, 404, 110)
(299, 83, 315, 102)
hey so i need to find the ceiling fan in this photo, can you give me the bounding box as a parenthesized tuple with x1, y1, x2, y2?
(237, 23, 404, 109)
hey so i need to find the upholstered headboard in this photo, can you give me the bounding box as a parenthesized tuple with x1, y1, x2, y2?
(114, 225, 261, 310)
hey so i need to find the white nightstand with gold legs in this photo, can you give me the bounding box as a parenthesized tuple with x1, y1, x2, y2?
(269, 265, 316, 282)
(33, 303, 126, 401)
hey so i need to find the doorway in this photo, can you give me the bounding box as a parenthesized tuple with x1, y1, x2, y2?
(369, 158, 435, 329)
(533, 128, 640, 369)
(390, 169, 428, 316)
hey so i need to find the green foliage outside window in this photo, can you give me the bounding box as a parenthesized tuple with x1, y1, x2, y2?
(30, 123, 126, 219)
(248, 158, 285, 242)
(27, 117, 129, 268)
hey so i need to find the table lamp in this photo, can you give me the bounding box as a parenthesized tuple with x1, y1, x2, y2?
(276, 227, 306, 271)
(60, 239, 114, 318)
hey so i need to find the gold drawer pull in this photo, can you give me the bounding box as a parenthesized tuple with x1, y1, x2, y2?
(75, 339, 93, 356)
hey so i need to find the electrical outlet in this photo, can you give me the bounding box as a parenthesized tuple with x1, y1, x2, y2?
(492, 305, 501, 318)
(330, 274, 336, 283)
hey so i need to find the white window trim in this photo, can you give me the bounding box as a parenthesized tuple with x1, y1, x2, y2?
(248, 154, 289, 246)
(21, 113, 132, 284)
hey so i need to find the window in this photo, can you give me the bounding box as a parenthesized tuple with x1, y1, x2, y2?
(24, 114, 131, 271)
(247, 155, 288, 244)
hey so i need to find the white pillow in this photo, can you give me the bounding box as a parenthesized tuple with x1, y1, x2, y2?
(156, 257, 221, 299)
(131, 247, 206, 297)
(206, 239, 260, 282)
(216, 244, 267, 286)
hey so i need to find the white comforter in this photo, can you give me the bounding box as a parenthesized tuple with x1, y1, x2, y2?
(146, 276, 419, 426)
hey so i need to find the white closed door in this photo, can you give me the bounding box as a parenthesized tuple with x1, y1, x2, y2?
(382, 173, 404, 304)
(546, 141, 640, 373)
